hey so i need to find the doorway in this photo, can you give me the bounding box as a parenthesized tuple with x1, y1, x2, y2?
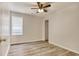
(45, 20, 49, 41)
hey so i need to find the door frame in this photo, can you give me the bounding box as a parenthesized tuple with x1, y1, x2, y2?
(42, 19, 49, 42)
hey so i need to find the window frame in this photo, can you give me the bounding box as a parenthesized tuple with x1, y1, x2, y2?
(11, 15, 23, 36)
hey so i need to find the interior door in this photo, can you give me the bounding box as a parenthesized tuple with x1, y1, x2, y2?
(45, 20, 49, 41)
(0, 3, 10, 56)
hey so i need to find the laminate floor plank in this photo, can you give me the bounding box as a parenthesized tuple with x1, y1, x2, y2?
(8, 41, 79, 56)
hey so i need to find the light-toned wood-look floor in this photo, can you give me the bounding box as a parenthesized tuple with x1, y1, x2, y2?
(8, 41, 79, 56)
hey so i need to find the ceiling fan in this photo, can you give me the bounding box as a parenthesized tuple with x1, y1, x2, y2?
(31, 2, 51, 13)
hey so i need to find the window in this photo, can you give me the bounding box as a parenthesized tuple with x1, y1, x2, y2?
(11, 16, 23, 35)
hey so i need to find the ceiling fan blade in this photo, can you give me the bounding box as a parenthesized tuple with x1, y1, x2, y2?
(41, 4, 43, 8)
(31, 8, 39, 9)
(43, 4, 51, 8)
(37, 2, 41, 9)
(44, 9, 47, 12)
(36, 11, 39, 13)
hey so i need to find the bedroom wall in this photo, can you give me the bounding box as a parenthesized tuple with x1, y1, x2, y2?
(11, 12, 44, 44)
(0, 3, 10, 56)
(49, 3, 79, 53)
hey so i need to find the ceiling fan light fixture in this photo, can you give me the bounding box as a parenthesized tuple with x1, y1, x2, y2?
(38, 9, 44, 13)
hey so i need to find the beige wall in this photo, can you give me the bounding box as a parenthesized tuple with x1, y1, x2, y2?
(0, 5, 2, 36)
(0, 3, 10, 56)
(0, 4, 2, 56)
(11, 12, 44, 44)
(49, 3, 79, 53)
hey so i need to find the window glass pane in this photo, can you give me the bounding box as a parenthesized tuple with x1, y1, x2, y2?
(12, 16, 23, 35)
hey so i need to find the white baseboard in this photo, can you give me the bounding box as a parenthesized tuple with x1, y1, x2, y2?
(48, 41, 79, 54)
(5, 44, 10, 56)
(11, 39, 43, 45)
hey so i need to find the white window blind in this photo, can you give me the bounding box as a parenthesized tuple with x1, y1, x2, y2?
(12, 16, 23, 35)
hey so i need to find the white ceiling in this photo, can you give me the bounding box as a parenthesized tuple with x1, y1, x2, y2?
(1, 2, 79, 18)
(7, 2, 52, 17)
